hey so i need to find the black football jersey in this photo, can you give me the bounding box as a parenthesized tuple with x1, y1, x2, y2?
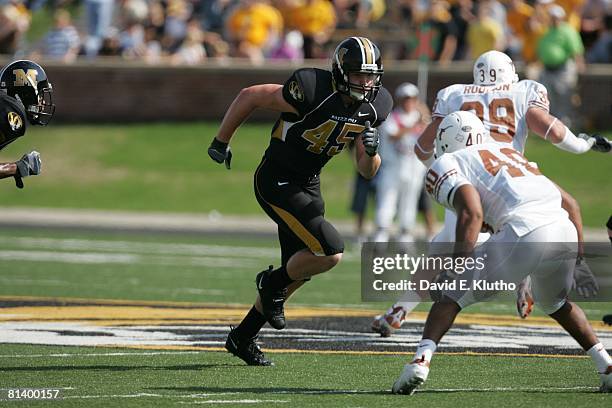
(0, 92, 27, 151)
(264, 68, 393, 177)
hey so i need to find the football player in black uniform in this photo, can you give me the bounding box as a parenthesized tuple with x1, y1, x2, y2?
(208, 37, 393, 365)
(0, 60, 55, 188)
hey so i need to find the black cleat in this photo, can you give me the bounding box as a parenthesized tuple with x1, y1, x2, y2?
(255, 265, 287, 330)
(225, 327, 274, 366)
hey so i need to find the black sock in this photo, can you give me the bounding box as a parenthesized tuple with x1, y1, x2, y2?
(268, 265, 293, 290)
(233, 306, 267, 339)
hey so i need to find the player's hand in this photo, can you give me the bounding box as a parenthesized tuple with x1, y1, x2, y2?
(579, 133, 611, 153)
(516, 276, 533, 319)
(573, 256, 599, 298)
(208, 137, 232, 169)
(14, 151, 41, 189)
(361, 121, 379, 157)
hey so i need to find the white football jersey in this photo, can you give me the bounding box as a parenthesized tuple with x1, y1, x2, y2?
(432, 80, 550, 153)
(426, 143, 566, 237)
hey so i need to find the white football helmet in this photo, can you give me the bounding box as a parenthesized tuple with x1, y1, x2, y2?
(435, 111, 488, 158)
(472, 50, 518, 86)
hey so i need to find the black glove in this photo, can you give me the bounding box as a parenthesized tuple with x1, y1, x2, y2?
(208, 137, 232, 169)
(14, 151, 42, 189)
(590, 134, 611, 153)
(361, 121, 379, 157)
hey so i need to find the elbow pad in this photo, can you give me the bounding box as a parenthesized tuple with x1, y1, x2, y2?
(553, 127, 594, 154)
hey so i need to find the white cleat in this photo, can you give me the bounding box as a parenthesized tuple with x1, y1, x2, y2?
(392, 357, 430, 395)
(371, 306, 407, 337)
(600, 365, 612, 393)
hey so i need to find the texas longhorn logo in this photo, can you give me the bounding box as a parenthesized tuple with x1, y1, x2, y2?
(12, 69, 38, 87)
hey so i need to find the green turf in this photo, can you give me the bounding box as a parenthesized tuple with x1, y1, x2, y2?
(0, 123, 609, 226)
(0, 344, 609, 407)
(0, 227, 610, 319)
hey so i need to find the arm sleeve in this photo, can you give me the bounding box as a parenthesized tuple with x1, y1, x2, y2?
(371, 87, 394, 127)
(431, 87, 450, 118)
(526, 80, 550, 112)
(0, 95, 27, 151)
(281, 68, 318, 121)
(424, 155, 470, 209)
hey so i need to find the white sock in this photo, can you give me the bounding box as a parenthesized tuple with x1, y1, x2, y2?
(413, 339, 437, 363)
(587, 343, 612, 373)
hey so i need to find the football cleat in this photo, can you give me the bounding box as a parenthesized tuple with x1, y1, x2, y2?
(371, 306, 407, 337)
(225, 327, 274, 366)
(392, 356, 430, 395)
(255, 266, 287, 330)
(600, 365, 612, 393)
(516, 276, 534, 319)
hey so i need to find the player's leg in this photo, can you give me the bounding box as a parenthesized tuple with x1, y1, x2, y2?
(391, 298, 461, 395)
(393, 225, 528, 394)
(531, 219, 612, 392)
(226, 229, 308, 366)
(372, 211, 457, 337)
(373, 173, 398, 243)
(397, 174, 423, 242)
(549, 301, 612, 392)
(417, 186, 436, 242)
(253, 162, 344, 328)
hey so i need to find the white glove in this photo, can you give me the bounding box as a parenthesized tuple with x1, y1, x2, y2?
(573, 257, 599, 298)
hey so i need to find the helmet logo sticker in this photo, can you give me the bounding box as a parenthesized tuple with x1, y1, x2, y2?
(12, 69, 38, 87)
(7, 111, 22, 131)
(337, 47, 348, 67)
(288, 81, 304, 102)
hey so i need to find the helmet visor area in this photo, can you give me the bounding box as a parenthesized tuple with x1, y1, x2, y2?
(347, 72, 382, 101)
(28, 85, 55, 125)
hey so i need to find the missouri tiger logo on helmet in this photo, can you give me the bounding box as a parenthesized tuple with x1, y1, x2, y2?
(0, 60, 55, 126)
(331, 37, 384, 102)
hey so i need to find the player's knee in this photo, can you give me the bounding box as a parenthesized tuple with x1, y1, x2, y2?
(319, 221, 344, 256)
(327, 252, 343, 268)
(543, 299, 570, 317)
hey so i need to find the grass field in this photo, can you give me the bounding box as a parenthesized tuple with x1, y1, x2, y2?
(1, 344, 610, 407)
(0, 121, 610, 406)
(0, 123, 609, 226)
(1, 227, 611, 407)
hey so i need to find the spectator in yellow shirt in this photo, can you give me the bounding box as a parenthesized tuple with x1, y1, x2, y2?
(225, 0, 283, 64)
(284, 0, 337, 59)
(466, 1, 504, 59)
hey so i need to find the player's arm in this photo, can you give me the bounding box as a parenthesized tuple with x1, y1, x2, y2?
(452, 184, 483, 255)
(0, 151, 42, 189)
(216, 84, 297, 143)
(208, 84, 298, 168)
(355, 121, 381, 179)
(414, 116, 443, 166)
(526, 107, 610, 153)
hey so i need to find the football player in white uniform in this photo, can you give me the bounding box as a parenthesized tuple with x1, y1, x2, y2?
(371, 50, 608, 336)
(391, 111, 612, 394)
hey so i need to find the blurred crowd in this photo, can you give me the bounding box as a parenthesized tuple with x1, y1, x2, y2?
(0, 0, 610, 66)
